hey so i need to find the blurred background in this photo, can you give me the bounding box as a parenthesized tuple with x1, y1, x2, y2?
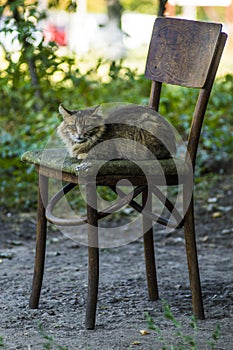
(43, 0, 233, 75)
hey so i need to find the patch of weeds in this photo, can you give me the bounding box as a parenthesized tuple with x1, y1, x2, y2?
(38, 323, 69, 350)
(206, 324, 221, 349)
(145, 301, 221, 350)
(0, 336, 4, 347)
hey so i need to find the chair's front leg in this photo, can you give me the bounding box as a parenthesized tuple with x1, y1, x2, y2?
(142, 188, 159, 301)
(29, 174, 48, 308)
(184, 195, 205, 320)
(85, 184, 99, 330)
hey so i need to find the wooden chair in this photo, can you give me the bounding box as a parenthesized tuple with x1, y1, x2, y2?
(21, 17, 227, 329)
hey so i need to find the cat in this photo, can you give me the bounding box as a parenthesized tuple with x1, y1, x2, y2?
(57, 104, 177, 160)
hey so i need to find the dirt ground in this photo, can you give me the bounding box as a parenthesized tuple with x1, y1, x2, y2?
(0, 175, 232, 350)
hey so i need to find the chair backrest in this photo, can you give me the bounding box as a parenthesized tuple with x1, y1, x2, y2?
(145, 17, 227, 168)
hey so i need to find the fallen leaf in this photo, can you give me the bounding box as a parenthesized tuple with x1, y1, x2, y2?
(131, 341, 141, 346)
(140, 330, 150, 336)
(212, 212, 222, 218)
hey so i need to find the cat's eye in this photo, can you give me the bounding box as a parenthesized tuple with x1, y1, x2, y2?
(86, 124, 96, 129)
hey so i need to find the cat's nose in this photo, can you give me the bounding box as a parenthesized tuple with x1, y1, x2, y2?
(76, 135, 86, 143)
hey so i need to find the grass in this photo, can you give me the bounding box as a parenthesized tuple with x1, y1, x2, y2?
(38, 323, 69, 350)
(145, 301, 221, 350)
(0, 337, 4, 347)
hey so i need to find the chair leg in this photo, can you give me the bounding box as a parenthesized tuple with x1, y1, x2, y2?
(85, 184, 99, 330)
(142, 189, 159, 301)
(184, 196, 205, 319)
(29, 174, 48, 309)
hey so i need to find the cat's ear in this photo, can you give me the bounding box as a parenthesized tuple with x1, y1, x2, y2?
(92, 105, 100, 113)
(58, 104, 72, 119)
(90, 105, 103, 120)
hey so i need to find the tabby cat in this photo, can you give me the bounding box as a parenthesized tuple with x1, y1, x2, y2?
(57, 104, 176, 160)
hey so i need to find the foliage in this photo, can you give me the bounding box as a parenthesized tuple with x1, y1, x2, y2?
(121, 0, 158, 14)
(0, 1, 232, 210)
(0, 336, 4, 347)
(38, 323, 69, 350)
(48, 0, 77, 12)
(145, 301, 221, 349)
(156, 75, 233, 175)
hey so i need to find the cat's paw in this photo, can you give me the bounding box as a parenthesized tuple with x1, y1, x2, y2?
(77, 153, 87, 159)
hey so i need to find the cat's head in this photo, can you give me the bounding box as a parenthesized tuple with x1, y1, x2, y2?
(58, 104, 104, 144)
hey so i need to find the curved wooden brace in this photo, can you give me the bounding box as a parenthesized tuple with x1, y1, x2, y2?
(45, 183, 146, 226)
(46, 182, 183, 228)
(45, 183, 86, 226)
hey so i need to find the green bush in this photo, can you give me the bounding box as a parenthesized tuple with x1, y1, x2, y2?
(1, 69, 232, 210)
(159, 75, 233, 173)
(0, 1, 232, 210)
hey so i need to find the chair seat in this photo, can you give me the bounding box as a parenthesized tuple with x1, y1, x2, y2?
(21, 148, 191, 185)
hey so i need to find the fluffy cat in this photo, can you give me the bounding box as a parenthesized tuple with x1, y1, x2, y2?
(57, 104, 176, 160)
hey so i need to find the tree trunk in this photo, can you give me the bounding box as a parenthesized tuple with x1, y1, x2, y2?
(158, 0, 168, 16)
(107, 0, 123, 28)
(12, 2, 42, 109)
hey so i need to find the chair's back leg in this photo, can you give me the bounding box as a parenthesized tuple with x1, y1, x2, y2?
(29, 174, 48, 308)
(85, 184, 99, 329)
(183, 193, 205, 319)
(142, 189, 159, 300)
